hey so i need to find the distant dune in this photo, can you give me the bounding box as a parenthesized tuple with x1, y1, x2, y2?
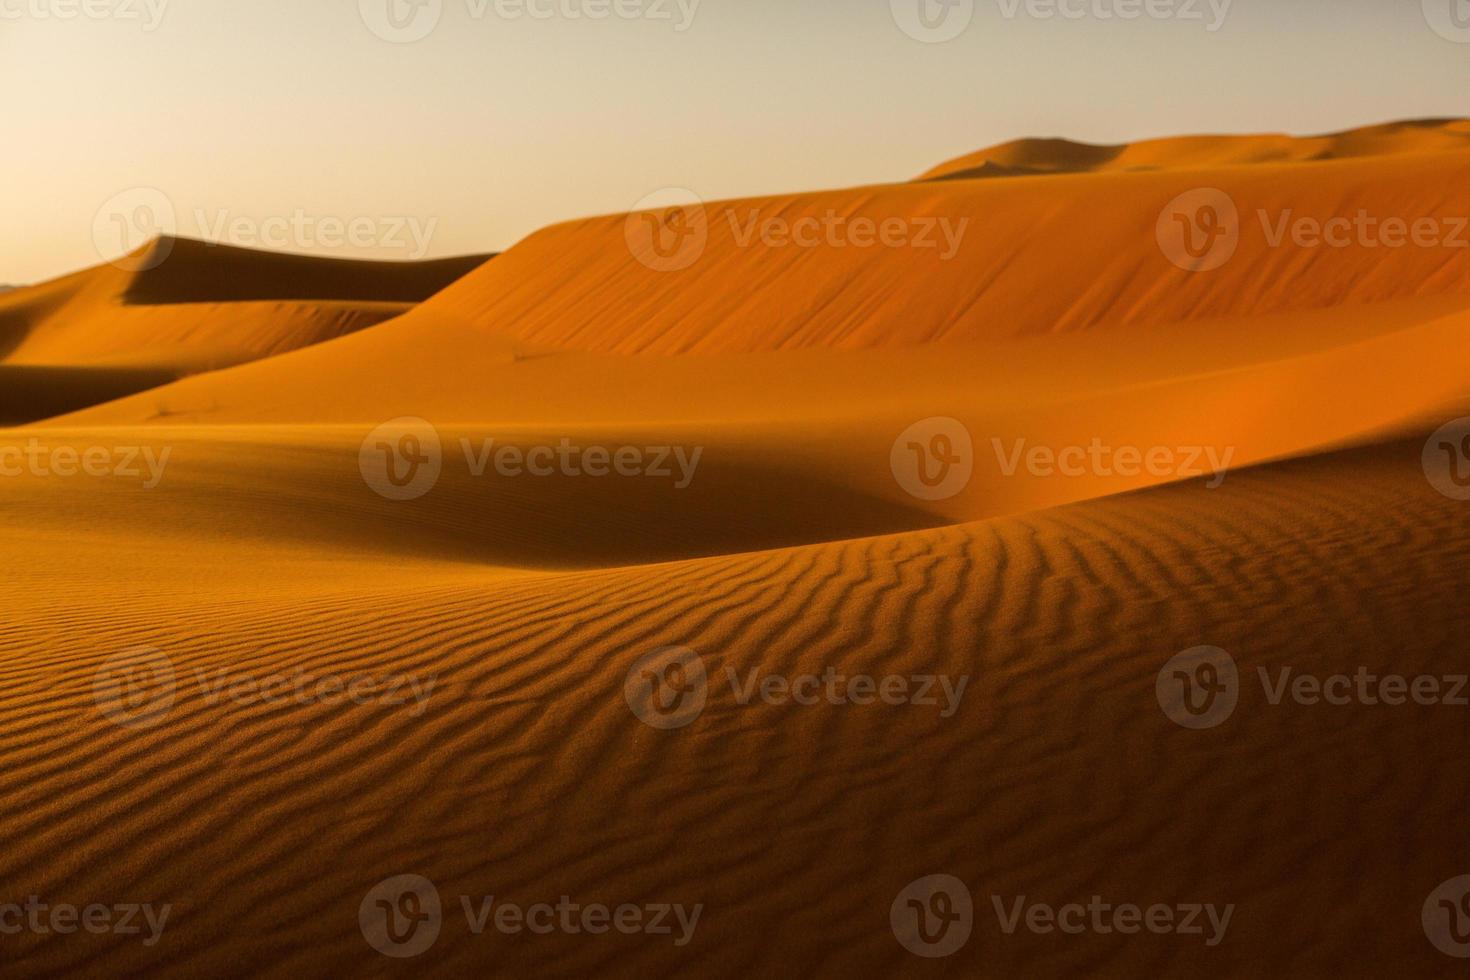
(920, 117, 1470, 180)
(0, 238, 488, 423)
(4, 121, 1470, 976)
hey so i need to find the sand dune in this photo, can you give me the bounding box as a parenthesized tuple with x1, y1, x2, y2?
(0, 238, 488, 423)
(920, 117, 1470, 180)
(2, 430, 1467, 976)
(5, 119, 1470, 976)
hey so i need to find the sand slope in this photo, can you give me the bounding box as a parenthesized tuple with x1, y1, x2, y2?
(0, 238, 488, 423)
(1, 431, 1467, 976)
(4, 120, 1470, 977)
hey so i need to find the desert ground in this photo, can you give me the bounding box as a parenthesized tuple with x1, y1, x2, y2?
(3, 119, 1470, 976)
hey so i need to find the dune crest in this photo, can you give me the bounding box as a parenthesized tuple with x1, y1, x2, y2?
(920, 117, 1470, 180)
(0, 238, 489, 423)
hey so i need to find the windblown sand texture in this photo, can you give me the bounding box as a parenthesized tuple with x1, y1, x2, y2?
(3, 120, 1470, 977)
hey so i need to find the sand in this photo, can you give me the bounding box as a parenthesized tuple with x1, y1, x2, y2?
(3, 120, 1470, 976)
(0, 239, 488, 424)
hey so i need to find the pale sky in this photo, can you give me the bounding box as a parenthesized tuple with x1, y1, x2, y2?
(3, 0, 1468, 284)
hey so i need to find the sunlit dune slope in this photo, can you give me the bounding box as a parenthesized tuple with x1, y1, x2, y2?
(54, 122, 1461, 366)
(0, 238, 489, 423)
(41, 293, 1470, 528)
(0, 431, 1466, 976)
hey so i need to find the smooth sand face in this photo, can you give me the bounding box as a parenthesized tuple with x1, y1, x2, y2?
(4, 121, 1470, 975)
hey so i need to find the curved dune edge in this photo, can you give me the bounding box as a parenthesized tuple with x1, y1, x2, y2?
(0, 431, 1466, 975)
(216, 135, 1470, 357)
(0, 238, 491, 423)
(919, 117, 1470, 180)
